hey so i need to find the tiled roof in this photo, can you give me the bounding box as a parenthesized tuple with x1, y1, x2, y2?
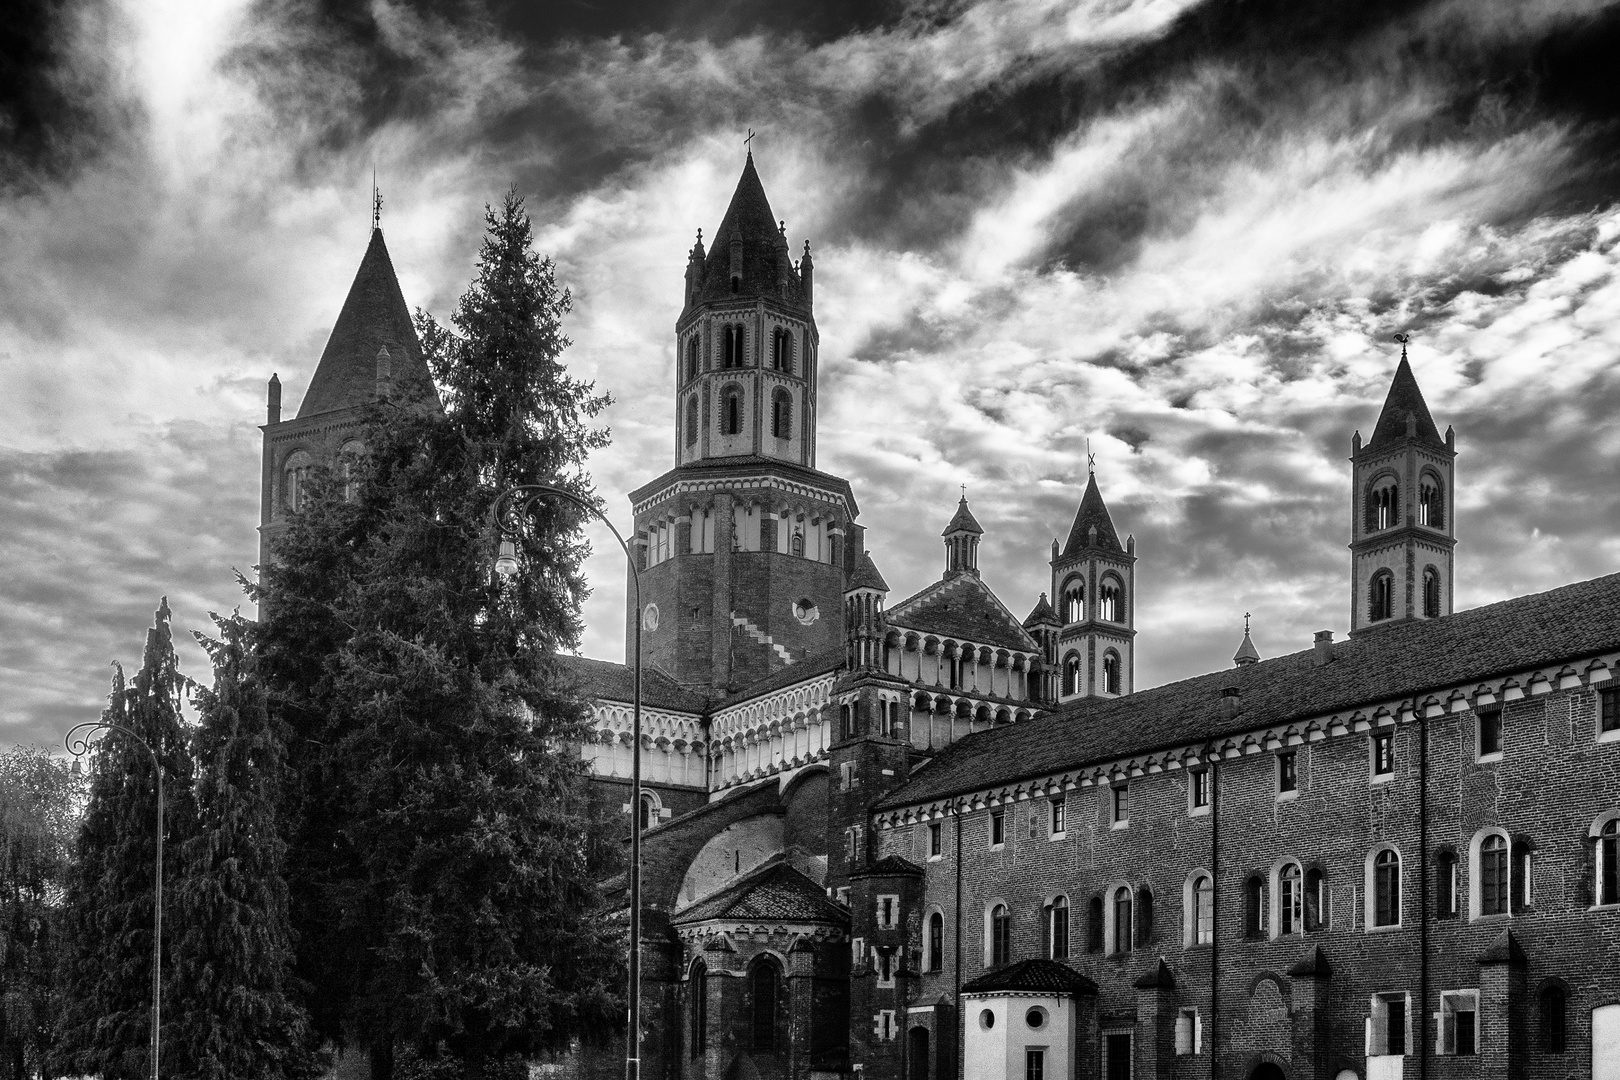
(299, 228, 439, 419)
(689, 155, 810, 314)
(672, 858, 848, 926)
(888, 573, 1039, 654)
(1365, 356, 1446, 452)
(942, 497, 984, 536)
(850, 854, 924, 878)
(551, 654, 711, 713)
(879, 571, 1620, 810)
(1023, 593, 1059, 627)
(628, 456, 858, 518)
(723, 648, 843, 705)
(1060, 473, 1124, 557)
(961, 959, 1098, 995)
(849, 551, 891, 593)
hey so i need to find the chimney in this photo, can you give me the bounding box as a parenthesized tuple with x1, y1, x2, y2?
(1220, 686, 1241, 719)
(1314, 630, 1334, 667)
(375, 345, 392, 399)
(267, 373, 281, 425)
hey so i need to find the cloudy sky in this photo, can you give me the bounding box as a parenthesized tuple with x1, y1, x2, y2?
(4, 0, 1620, 747)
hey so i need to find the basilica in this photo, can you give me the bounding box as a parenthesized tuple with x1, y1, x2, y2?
(260, 157, 1620, 1080)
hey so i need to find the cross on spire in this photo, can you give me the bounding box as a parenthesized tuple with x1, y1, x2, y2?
(371, 172, 383, 230)
(1244, 611, 1251, 634)
(744, 128, 755, 156)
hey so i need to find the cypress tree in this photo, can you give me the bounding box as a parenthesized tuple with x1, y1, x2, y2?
(56, 599, 194, 1080)
(165, 611, 316, 1080)
(257, 190, 620, 1080)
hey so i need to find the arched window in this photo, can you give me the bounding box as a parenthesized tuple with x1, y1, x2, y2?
(1512, 838, 1534, 912)
(773, 327, 793, 372)
(1111, 886, 1133, 954)
(1599, 817, 1620, 906)
(639, 792, 660, 832)
(1062, 580, 1084, 623)
(339, 441, 365, 503)
(1419, 474, 1444, 528)
(686, 336, 701, 381)
(1540, 981, 1567, 1054)
(1062, 654, 1082, 696)
(1244, 875, 1265, 937)
(282, 450, 312, 514)
(1423, 566, 1440, 618)
(1087, 896, 1104, 953)
(721, 387, 743, 435)
(1369, 570, 1395, 622)
(1099, 581, 1121, 622)
(685, 397, 699, 446)
(1436, 849, 1458, 918)
(1480, 833, 1509, 916)
(1189, 874, 1214, 945)
(1049, 896, 1070, 959)
(750, 960, 778, 1052)
(771, 389, 792, 439)
(1136, 886, 1154, 947)
(1102, 651, 1121, 695)
(790, 529, 804, 558)
(1278, 863, 1302, 936)
(690, 960, 708, 1057)
(1304, 867, 1324, 931)
(990, 903, 1011, 967)
(1372, 848, 1401, 927)
(1367, 476, 1399, 531)
(722, 324, 744, 368)
(927, 911, 944, 972)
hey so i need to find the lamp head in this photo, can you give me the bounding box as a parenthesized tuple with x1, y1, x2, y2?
(494, 540, 520, 578)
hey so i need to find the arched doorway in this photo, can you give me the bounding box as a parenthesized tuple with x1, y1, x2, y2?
(1250, 1064, 1287, 1080)
(908, 1026, 930, 1080)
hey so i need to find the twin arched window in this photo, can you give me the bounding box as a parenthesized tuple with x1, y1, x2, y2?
(1062, 654, 1082, 696)
(771, 389, 793, 440)
(722, 324, 745, 369)
(1419, 474, 1444, 528)
(721, 387, 743, 436)
(1368, 476, 1399, 531)
(772, 327, 793, 372)
(1369, 570, 1395, 622)
(1063, 580, 1084, 623)
(1099, 580, 1121, 622)
(282, 450, 313, 514)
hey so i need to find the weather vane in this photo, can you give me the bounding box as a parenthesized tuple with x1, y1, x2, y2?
(372, 171, 383, 230)
(1393, 332, 1411, 361)
(745, 128, 755, 155)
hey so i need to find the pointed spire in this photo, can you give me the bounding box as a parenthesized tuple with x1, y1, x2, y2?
(941, 492, 984, 537)
(1365, 343, 1444, 451)
(298, 227, 438, 418)
(1233, 612, 1260, 666)
(690, 155, 809, 312)
(848, 550, 890, 594)
(1061, 473, 1124, 557)
(1023, 593, 1060, 628)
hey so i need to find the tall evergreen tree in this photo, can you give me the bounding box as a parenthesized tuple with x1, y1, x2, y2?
(56, 599, 194, 1080)
(0, 745, 82, 1080)
(166, 611, 316, 1080)
(256, 191, 620, 1080)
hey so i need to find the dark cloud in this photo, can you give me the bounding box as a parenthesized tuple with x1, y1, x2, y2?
(0, 0, 127, 190)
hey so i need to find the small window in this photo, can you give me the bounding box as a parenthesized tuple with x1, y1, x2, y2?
(845, 827, 858, 862)
(1600, 818, 1619, 906)
(1190, 769, 1210, 810)
(1099, 582, 1120, 622)
(1175, 1009, 1202, 1056)
(1478, 705, 1503, 758)
(928, 822, 942, 859)
(876, 946, 895, 987)
(1279, 863, 1303, 935)
(1086, 896, 1104, 952)
(1372, 731, 1395, 777)
(1436, 850, 1458, 918)
(990, 809, 1005, 848)
(927, 912, 944, 972)
(1541, 982, 1567, 1054)
(1112, 886, 1133, 954)
(1600, 686, 1619, 735)
(1112, 784, 1129, 827)
(1024, 1048, 1044, 1080)
(1369, 570, 1395, 622)
(690, 961, 708, 1056)
(1102, 651, 1121, 694)
(1439, 990, 1479, 1056)
(990, 904, 1011, 967)
(685, 336, 701, 381)
(877, 895, 898, 930)
(1277, 752, 1297, 795)
(1422, 566, 1441, 618)
(1192, 874, 1214, 945)
(1373, 848, 1401, 927)
(1062, 581, 1084, 623)
(721, 388, 743, 435)
(1304, 867, 1325, 931)
(1512, 838, 1533, 912)
(1369, 992, 1409, 1056)
(685, 396, 699, 445)
(1050, 798, 1066, 836)
(771, 389, 792, 440)
(1244, 875, 1265, 938)
(1049, 896, 1070, 959)
(1061, 654, 1082, 696)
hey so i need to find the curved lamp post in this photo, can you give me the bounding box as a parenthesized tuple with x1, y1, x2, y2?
(66, 719, 164, 1080)
(489, 483, 643, 1080)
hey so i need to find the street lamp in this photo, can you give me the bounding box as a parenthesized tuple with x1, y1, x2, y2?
(489, 483, 644, 1080)
(66, 719, 164, 1080)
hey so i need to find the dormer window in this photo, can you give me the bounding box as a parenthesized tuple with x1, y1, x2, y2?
(1367, 477, 1399, 531)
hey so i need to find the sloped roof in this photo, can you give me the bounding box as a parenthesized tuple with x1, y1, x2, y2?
(879, 570, 1620, 810)
(551, 655, 711, 713)
(850, 854, 924, 879)
(299, 228, 439, 418)
(961, 959, 1098, 995)
(888, 573, 1039, 653)
(690, 155, 809, 313)
(1060, 474, 1124, 557)
(849, 551, 891, 593)
(1365, 357, 1446, 452)
(1023, 593, 1059, 627)
(942, 497, 984, 536)
(1233, 631, 1260, 666)
(672, 858, 848, 926)
(723, 647, 844, 706)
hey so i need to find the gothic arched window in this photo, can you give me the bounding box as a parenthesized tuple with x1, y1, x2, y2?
(685, 397, 699, 446)
(773, 327, 792, 372)
(1279, 863, 1303, 936)
(1367, 476, 1399, 531)
(1369, 570, 1395, 622)
(1102, 651, 1121, 695)
(1048, 896, 1069, 959)
(1481, 833, 1509, 916)
(282, 450, 313, 514)
(928, 911, 944, 972)
(721, 387, 743, 436)
(339, 440, 365, 503)
(1062, 653, 1082, 696)
(750, 960, 779, 1052)
(1423, 566, 1440, 618)
(1419, 474, 1444, 528)
(771, 389, 792, 440)
(1190, 874, 1214, 945)
(1372, 847, 1401, 927)
(1062, 580, 1084, 623)
(722, 324, 744, 369)
(990, 903, 1011, 967)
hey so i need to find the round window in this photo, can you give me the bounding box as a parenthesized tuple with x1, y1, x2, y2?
(979, 1009, 995, 1030)
(791, 598, 820, 626)
(1026, 1006, 1047, 1029)
(642, 603, 660, 632)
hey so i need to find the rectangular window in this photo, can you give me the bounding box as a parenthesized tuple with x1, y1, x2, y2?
(990, 809, 1005, 847)
(1175, 1009, 1202, 1055)
(1278, 752, 1298, 794)
(1373, 732, 1395, 776)
(1440, 991, 1480, 1056)
(1368, 993, 1409, 1057)
(1050, 798, 1066, 835)
(1601, 687, 1620, 735)
(1190, 769, 1209, 810)
(1437, 855, 1457, 918)
(876, 947, 894, 987)
(1105, 1032, 1133, 1080)
(1025, 1048, 1045, 1080)
(1113, 784, 1130, 826)
(877, 895, 897, 930)
(928, 822, 942, 859)
(845, 828, 858, 862)
(1478, 706, 1503, 758)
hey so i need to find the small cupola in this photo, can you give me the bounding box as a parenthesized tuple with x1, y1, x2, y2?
(1232, 612, 1260, 667)
(941, 492, 984, 579)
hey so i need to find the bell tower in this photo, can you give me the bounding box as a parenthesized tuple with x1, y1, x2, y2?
(1349, 340, 1457, 634)
(1048, 471, 1136, 700)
